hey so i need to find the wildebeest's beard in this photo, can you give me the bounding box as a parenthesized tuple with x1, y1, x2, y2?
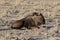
(39, 13, 45, 24)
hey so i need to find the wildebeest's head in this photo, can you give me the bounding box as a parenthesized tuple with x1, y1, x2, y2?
(32, 12, 45, 26)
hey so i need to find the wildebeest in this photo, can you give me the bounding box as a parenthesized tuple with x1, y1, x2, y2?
(11, 12, 45, 29)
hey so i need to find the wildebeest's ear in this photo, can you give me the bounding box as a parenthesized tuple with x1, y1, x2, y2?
(39, 13, 43, 16)
(32, 12, 38, 16)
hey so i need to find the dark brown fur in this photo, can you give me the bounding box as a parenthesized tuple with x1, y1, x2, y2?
(11, 12, 45, 29)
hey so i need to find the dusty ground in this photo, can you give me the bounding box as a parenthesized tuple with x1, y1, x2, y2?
(0, 0, 60, 40)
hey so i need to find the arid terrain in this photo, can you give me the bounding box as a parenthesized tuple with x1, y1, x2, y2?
(0, 0, 60, 40)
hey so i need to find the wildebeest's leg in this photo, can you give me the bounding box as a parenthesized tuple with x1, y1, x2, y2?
(23, 20, 30, 29)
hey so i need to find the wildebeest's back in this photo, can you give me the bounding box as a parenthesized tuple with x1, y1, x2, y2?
(11, 19, 24, 29)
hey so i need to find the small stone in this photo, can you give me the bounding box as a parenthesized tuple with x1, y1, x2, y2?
(28, 37, 47, 40)
(47, 26, 53, 29)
